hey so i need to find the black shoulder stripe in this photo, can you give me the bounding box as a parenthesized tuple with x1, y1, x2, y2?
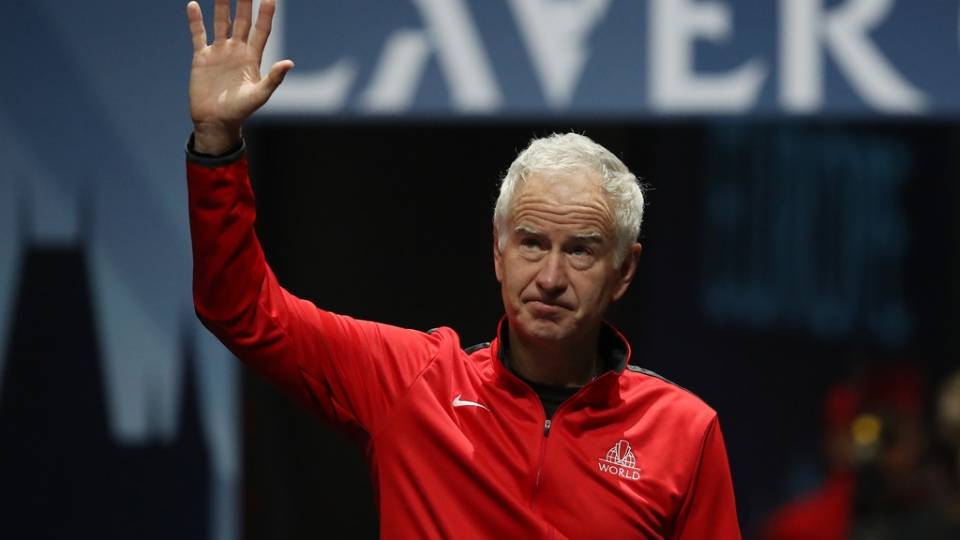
(463, 342, 491, 354)
(626, 365, 689, 392)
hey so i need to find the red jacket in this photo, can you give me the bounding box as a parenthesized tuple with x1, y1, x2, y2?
(186, 146, 741, 539)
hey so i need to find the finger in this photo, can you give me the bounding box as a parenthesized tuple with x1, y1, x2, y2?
(186, 2, 208, 52)
(213, 0, 230, 41)
(256, 59, 294, 102)
(249, 0, 276, 57)
(233, 0, 252, 42)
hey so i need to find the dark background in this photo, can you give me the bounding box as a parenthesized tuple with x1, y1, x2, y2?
(3, 2, 960, 539)
(240, 121, 959, 539)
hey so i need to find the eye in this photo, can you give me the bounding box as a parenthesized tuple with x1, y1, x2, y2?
(566, 244, 598, 269)
(519, 237, 544, 250)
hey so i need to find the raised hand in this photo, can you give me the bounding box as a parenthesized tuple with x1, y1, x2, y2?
(187, 0, 294, 154)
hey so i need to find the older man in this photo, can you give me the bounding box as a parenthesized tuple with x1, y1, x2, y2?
(185, 1, 740, 538)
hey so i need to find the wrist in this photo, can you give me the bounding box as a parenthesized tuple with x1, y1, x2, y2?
(192, 122, 242, 156)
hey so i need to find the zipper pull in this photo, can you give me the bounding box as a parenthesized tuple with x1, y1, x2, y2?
(543, 419, 552, 437)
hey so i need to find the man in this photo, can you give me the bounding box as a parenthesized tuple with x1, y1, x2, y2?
(184, 1, 740, 538)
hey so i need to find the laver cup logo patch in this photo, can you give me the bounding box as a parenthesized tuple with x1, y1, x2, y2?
(598, 440, 641, 481)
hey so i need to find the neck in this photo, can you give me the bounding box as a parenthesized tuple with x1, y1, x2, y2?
(506, 324, 600, 388)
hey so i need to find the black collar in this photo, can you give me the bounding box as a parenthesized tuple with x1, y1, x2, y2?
(497, 321, 630, 383)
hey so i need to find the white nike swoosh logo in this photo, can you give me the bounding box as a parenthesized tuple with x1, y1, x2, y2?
(452, 393, 490, 412)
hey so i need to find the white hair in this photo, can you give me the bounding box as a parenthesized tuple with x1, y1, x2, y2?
(494, 133, 645, 265)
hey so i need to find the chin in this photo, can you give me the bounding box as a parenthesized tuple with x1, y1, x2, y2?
(519, 316, 573, 343)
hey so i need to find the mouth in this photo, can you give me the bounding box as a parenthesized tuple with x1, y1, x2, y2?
(525, 299, 572, 317)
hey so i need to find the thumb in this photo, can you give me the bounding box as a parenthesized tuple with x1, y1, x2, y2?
(258, 59, 294, 100)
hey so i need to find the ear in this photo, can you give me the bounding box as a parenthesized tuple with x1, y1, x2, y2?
(611, 242, 642, 302)
(493, 227, 504, 283)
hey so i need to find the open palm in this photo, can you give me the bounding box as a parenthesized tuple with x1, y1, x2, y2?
(187, 0, 293, 153)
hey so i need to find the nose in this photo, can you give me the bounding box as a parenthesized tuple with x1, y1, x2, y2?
(535, 251, 568, 297)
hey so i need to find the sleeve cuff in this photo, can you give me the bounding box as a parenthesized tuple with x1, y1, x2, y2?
(185, 132, 246, 167)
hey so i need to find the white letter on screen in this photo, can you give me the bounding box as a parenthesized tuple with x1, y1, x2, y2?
(780, 0, 926, 113)
(649, 0, 766, 113)
(256, 0, 358, 113)
(507, 0, 612, 108)
(362, 0, 502, 113)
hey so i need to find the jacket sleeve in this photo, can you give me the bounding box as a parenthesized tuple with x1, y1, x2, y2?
(186, 141, 442, 437)
(672, 416, 742, 540)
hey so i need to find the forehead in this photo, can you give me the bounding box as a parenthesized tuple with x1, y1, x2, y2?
(509, 170, 615, 236)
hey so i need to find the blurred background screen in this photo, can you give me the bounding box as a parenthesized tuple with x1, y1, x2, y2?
(2, 1, 959, 539)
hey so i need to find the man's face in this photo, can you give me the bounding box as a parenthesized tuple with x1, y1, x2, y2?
(493, 171, 640, 345)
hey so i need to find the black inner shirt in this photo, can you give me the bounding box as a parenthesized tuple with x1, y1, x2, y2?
(499, 325, 628, 419)
(514, 375, 580, 419)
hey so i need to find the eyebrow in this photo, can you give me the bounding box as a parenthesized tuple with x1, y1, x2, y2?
(512, 226, 605, 243)
(512, 225, 543, 236)
(571, 232, 604, 244)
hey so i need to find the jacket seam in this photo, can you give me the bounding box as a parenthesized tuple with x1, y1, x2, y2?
(251, 267, 369, 439)
(368, 331, 444, 444)
(672, 415, 716, 538)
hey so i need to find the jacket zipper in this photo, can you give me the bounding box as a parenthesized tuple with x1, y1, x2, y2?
(527, 373, 611, 512)
(531, 418, 552, 511)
